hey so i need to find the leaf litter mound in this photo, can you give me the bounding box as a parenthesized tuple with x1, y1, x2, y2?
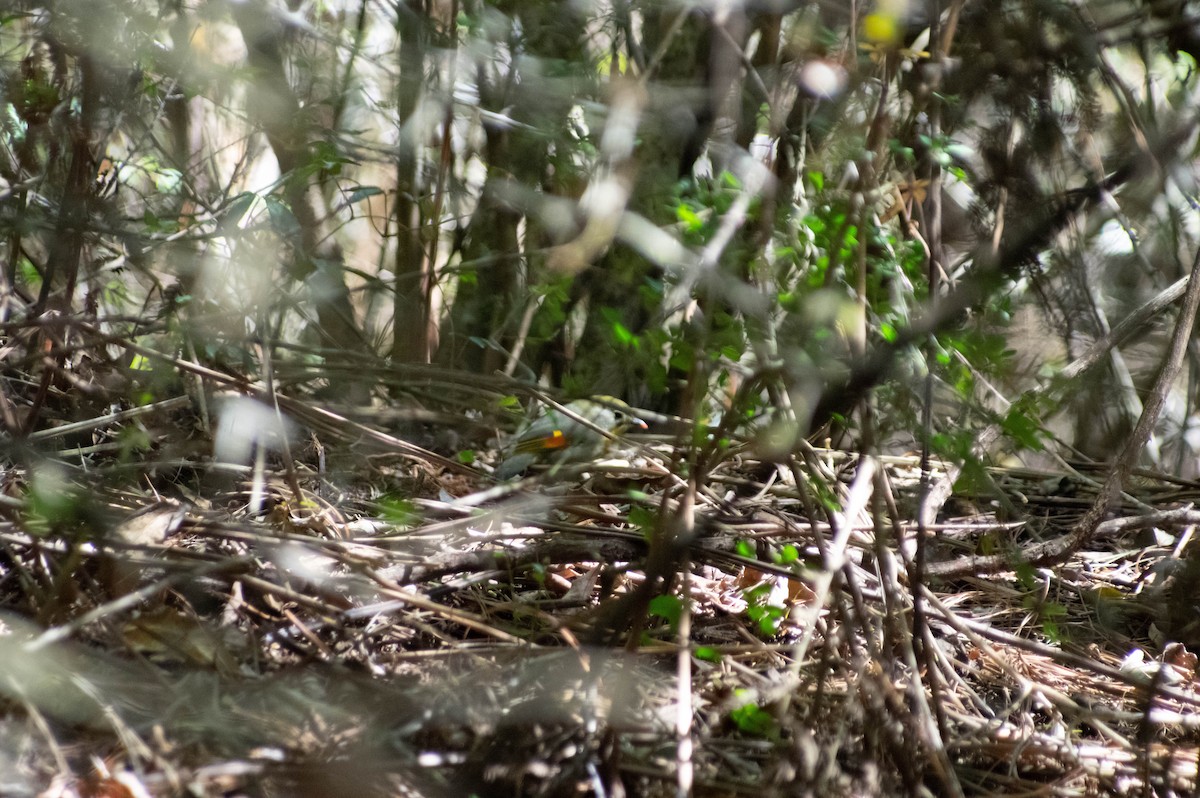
(2, 343, 1200, 796)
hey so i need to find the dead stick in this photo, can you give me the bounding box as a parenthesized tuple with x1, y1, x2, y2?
(927, 244, 1200, 578)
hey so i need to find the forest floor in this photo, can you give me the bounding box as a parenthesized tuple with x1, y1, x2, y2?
(3, 372, 1200, 797)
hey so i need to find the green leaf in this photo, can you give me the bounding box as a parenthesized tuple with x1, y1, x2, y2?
(1001, 405, 1045, 452)
(676, 203, 703, 232)
(118, 425, 152, 461)
(746, 602, 786, 635)
(1013, 559, 1037, 590)
(729, 692, 780, 738)
(610, 320, 638, 348)
(379, 497, 422, 527)
(648, 594, 683, 630)
(694, 646, 722, 662)
(222, 192, 257, 230)
(347, 185, 384, 204)
(263, 196, 300, 240)
(27, 467, 77, 530)
(529, 562, 547, 586)
(628, 505, 656, 534)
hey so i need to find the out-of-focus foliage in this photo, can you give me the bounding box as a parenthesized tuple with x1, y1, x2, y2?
(6, 4, 1200, 793)
(2, 0, 1200, 469)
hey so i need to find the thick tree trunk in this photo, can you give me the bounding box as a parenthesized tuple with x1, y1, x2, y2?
(232, 0, 367, 396)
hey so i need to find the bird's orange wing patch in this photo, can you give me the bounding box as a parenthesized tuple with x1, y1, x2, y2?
(540, 429, 568, 449)
(514, 428, 568, 453)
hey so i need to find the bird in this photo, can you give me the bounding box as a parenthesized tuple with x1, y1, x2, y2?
(495, 396, 647, 480)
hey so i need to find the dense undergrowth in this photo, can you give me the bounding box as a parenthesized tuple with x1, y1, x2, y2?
(3, 1, 1200, 795)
